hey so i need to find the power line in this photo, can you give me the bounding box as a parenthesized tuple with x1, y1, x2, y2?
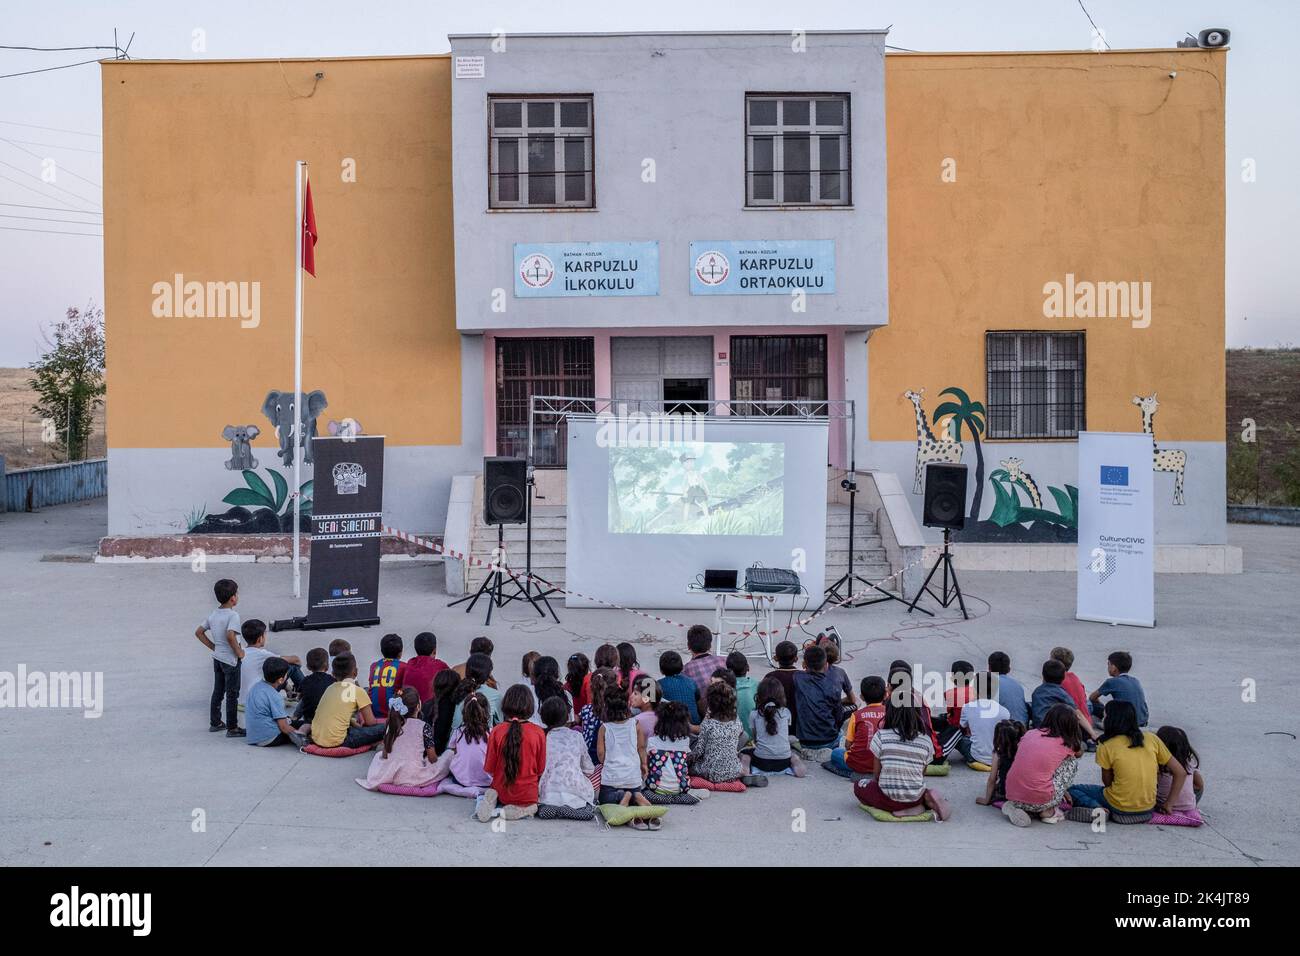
(3, 138, 100, 154)
(0, 200, 101, 214)
(0, 56, 103, 80)
(0, 212, 104, 225)
(0, 44, 126, 53)
(0, 171, 93, 211)
(0, 224, 101, 237)
(0, 119, 99, 138)
(0, 137, 101, 188)
(1076, 0, 1112, 50)
(0, 157, 101, 209)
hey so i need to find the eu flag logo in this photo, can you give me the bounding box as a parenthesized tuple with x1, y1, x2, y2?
(1100, 465, 1129, 487)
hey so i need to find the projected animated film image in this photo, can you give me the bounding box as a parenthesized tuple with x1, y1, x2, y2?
(608, 441, 784, 535)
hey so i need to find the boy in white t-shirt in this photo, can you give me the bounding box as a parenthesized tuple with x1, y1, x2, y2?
(957, 675, 1011, 766)
(238, 619, 304, 716)
(194, 578, 244, 737)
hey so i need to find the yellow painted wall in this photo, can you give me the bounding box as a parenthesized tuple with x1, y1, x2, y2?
(873, 50, 1226, 442)
(102, 56, 460, 449)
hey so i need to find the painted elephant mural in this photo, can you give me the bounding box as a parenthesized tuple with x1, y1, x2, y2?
(222, 424, 260, 471)
(262, 389, 328, 466)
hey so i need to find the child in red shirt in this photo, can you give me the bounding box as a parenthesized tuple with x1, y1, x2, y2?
(394, 632, 448, 708)
(477, 684, 547, 822)
(827, 676, 887, 776)
(1051, 646, 1089, 715)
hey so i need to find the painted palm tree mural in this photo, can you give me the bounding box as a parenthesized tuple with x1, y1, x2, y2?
(911, 384, 1079, 542)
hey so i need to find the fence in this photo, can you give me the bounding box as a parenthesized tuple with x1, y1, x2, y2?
(0, 412, 107, 471)
(3, 457, 107, 512)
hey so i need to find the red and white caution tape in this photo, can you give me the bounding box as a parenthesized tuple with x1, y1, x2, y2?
(382, 524, 941, 639)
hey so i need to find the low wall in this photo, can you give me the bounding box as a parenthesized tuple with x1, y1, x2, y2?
(4, 458, 107, 512)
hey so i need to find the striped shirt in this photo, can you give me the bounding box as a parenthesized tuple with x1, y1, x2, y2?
(869, 728, 933, 803)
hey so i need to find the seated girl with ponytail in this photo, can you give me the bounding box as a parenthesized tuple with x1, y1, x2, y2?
(451, 652, 503, 732)
(477, 684, 548, 822)
(428, 691, 493, 799)
(357, 686, 440, 792)
(741, 676, 806, 778)
(528, 655, 572, 727)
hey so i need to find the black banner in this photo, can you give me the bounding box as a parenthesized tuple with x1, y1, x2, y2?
(305, 435, 384, 628)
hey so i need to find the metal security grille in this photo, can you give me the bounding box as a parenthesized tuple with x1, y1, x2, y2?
(745, 94, 850, 206)
(496, 337, 595, 466)
(729, 335, 828, 416)
(985, 332, 1086, 439)
(489, 96, 594, 208)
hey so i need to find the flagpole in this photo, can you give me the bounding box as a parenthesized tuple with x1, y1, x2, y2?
(293, 160, 306, 599)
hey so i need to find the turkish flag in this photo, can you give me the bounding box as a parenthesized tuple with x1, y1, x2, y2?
(302, 178, 318, 277)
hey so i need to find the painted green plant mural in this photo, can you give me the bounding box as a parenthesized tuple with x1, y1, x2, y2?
(222, 468, 314, 517)
(987, 467, 1078, 529)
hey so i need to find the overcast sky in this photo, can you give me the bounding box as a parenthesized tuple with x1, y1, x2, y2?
(1, 0, 1294, 365)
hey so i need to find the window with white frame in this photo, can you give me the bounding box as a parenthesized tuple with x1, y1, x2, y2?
(986, 332, 1086, 439)
(745, 94, 850, 206)
(489, 96, 593, 208)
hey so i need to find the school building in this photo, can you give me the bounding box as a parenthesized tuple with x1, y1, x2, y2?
(99, 30, 1233, 585)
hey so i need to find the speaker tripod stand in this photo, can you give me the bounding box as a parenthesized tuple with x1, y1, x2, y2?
(447, 523, 547, 626)
(906, 527, 968, 619)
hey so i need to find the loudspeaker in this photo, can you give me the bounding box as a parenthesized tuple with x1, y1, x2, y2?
(923, 462, 967, 530)
(1197, 27, 1229, 48)
(484, 457, 527, 525)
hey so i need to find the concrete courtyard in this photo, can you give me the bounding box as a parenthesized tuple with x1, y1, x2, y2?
(1, 498, 1296, 867)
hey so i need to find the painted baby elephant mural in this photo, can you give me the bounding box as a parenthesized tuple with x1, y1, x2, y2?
(222, 424, 260, 471)
(262, 389, 328, 466)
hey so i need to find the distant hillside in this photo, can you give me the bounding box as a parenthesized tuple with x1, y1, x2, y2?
(0, 367, 107, 470)
(1226, 348, 1300, 505)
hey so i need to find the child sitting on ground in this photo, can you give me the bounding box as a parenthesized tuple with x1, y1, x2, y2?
(975, 719, 1025, 807)
(1068, 700, 1185, 825)
(327, 638, 351, 674)
(239, 619, 304, 713)
(426, 668, 461, 756)
(936, 660, 977, 759)
(291, 647, 334, 728)
(566, 652, 591, 714)
(596, 684, 658, 829)
(478, 685, 547, 822)
(529, 655, 572, 726)
(307, 653, 386, 749)
(394, 632, 447, 715)
(1031, 659, 1099, 741)
(657, 651, 702, 725)
(645, 701, 706, 804)
(367, 633, 404, 717)
(1003, 704, 1083, 826)
(854, 693, 952, 820)
(194, 577, 243, 736)
(630, 674, 660, 741)
(616, 642, 646, 689)
(956, 672, 1010, 766)
(682, 624, 725, 692)
(988, 651, 1030, 726)
(536, 696, 597, 820)
(578, 667, 618, 763)
(244, 658, 307, 749)
(727, 652, 758, 740)
(1088, 651, 1149, 727)
(1050, 646, 1089, 716)
(427, 691, 491, 798)
(823, 641, 858, 709)
(828, 676, 888, 777)
(691, 682, 760, 787)
(357, 687, 438, 791)
(742, 676, 805, 778)
(453, 637, 498, 687)
(1152, 725, 1204, 826)
(792, 644, 845, 752)
(451, 652, 503, 730)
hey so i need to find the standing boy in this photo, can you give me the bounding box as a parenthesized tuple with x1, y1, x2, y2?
(195, 578, 244, 737)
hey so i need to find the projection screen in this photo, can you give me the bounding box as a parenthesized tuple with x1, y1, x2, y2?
(565, 416, 828, 609)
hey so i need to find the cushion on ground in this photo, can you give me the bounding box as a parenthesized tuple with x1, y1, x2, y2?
(859, 803, 935, 823)
(303, 743, 375, 757)
(688, 776, 747, 792)
(924, 762, 951, 776)
(967, 761, 992, 772)
(599, 804, 669, 826)
(373, 781, 442, 796)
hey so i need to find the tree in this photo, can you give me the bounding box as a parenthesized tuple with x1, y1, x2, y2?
(934, 386, 987, 523)
(28, 304, 105, 461)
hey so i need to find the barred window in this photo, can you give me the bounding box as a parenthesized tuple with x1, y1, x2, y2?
(489, 96, 593, 208)
(496, 337, 595, 467)
(729, 334, 828, 415)
(985, 332, 1086, 439)
(746, 94, 850, 206)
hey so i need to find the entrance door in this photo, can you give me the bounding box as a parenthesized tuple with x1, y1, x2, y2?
(611, 336, 713, 412)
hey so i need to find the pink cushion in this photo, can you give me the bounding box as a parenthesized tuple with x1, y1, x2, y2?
(376, 781, 442, 797)
(689, 776, 747, 793)
(1150, 809, 1203, 827)
(303, 743, 375, 757)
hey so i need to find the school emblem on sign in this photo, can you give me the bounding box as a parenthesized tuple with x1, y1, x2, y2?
(694, 250, 730, 286)
(332, 462, 367, 495)
(519, 253, 555, 289)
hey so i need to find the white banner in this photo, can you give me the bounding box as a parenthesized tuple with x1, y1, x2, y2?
(1076, 432, 1155, 627)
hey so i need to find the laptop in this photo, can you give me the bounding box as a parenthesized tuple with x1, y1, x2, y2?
(702, 569, 738, 592)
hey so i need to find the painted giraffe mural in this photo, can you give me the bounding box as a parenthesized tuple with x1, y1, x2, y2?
(1132, 393, 1186, 505)
(904, 388, 963, 494)
(999, 457, 1042, 508)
